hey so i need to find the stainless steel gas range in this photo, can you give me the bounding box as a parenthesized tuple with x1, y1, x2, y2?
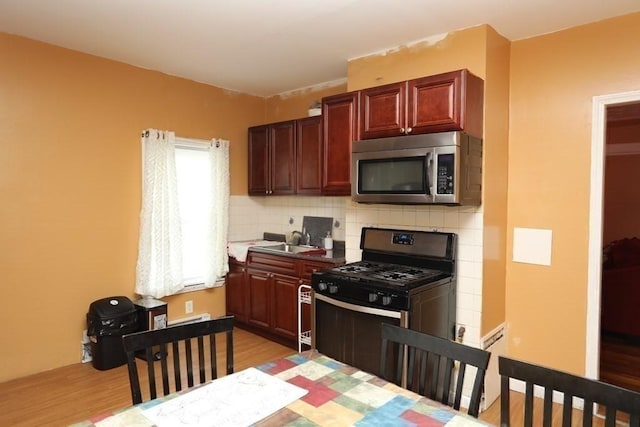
(311, 227, 457, 375)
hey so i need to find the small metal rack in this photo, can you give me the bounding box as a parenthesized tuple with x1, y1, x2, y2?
(297, 284, 312, 352)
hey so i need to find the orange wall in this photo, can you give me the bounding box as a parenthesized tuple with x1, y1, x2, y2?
(347, 25, 487, 91)
(506, 12, 640, 373)
(264, 83, 347, 123)
(481, 27, 510, 334)
(0, 32, 264, 382)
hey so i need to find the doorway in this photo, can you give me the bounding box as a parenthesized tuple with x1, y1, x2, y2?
(586, 91, 640, 385)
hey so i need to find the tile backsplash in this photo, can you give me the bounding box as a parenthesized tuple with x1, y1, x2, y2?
(228, 195, 346, 242)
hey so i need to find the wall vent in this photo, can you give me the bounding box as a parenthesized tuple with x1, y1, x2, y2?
(167, 313, 211, 327)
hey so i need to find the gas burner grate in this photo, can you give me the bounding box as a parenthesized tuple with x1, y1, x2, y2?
(330, 261, 444, 286)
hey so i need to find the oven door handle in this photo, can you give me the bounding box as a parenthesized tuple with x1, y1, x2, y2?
(314, 293, 402, 319)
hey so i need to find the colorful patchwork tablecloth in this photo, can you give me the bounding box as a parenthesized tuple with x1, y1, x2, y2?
(253, 351, 491, 426)
(72, 351, 492, 426)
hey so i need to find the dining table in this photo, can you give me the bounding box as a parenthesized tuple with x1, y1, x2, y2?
(71, 350, 492, 426)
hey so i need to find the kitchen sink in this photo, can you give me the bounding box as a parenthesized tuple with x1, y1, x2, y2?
(259, 244, 325, 255)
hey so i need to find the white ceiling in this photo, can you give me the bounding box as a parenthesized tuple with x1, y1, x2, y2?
(1, 0, 639, 97)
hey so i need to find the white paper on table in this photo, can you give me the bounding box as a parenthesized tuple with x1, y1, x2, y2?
(141, 367, 308, 427)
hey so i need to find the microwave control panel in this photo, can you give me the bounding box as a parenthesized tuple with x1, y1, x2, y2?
(436, 154, 455, 194)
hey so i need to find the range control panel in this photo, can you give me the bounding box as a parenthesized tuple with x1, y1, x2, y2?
(392, 232, 414, 246)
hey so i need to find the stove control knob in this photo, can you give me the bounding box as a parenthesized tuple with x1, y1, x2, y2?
(382, 295, 392, 306)
(368, 293, 379, 303)
(317, 282, 328, 291)
(328, 284, 339, 294)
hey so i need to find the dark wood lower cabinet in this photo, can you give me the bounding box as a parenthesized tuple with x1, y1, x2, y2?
(247, 269, 271, 330)
(225, 259, 248, 324)
(271, 275, 299, 340)
(226, 251, 340, 349)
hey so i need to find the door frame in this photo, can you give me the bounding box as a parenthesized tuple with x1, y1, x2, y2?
(586, 89, 640, 379)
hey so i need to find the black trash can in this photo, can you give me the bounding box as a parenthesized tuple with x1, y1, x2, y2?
(87, 296, 139, 370)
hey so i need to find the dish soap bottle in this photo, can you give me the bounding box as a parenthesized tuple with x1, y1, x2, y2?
(323, 231, 333, 250)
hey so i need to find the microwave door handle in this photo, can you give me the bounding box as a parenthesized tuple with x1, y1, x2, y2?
(426, 151, 435, 196)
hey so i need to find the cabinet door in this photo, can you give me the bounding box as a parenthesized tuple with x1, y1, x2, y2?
(270, 120, 296, 195)
(322, 92, 359, 195)
(296, 116, 322, 195)
(225, 260, 247, 323)
(248, 125, 269, 195)
(271, 275, 299, 340)
(246, 269, 271, 330)
(408, 69, 484, 137)
(360, 81, 407, 139)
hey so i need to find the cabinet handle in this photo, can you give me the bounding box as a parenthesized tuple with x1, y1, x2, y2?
(406, 127, 413, 134)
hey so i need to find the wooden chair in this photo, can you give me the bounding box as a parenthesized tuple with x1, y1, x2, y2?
(122, 315, 234, 404)
(379, 323, 491, 418)
(499, 355, 640, 427)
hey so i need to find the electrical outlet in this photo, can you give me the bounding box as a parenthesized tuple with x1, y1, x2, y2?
(185, 300, 193, 314)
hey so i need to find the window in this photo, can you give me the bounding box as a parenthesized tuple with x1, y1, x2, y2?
(135, 129, 229, 299)
(175, 143, 211, 287)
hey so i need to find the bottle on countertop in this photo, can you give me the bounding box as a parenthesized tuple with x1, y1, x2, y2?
(323, 231, 333, 250)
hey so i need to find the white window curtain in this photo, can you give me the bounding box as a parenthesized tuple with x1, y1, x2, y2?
(204, 138, 230, 286)
(135, 129, 229, 298)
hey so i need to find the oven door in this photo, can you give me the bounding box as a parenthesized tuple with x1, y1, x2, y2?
(313, 293, 408, 376)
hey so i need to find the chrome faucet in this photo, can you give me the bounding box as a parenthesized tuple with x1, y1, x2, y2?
(288, 230, 303, 245)
(289, 229, 312, 246)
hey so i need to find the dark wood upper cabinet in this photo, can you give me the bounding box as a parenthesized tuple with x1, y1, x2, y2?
(248, 121, 296, 195)
(360, 69, 484, 139)
(248, 125, 269, 195)
(360, 82, 405, 139)
(296, 116, 322, 195)
(322, 91, 360, 196)
(269, 121, 296, 195)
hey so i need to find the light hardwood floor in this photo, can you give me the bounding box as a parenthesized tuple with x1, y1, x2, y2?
(0, 328, 295, 426)
(0, 328, 625, 427)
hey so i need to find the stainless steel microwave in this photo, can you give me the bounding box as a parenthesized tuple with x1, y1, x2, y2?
(351, 131, 482, 205)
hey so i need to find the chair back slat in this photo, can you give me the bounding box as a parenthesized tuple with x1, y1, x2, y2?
(171, 341, 181, 392)
(453, 361, 466, 409)
(146, 349, 157, 399)
(122, 315, 234, 405)
(379, 324, 490, 418)
(159, 343, 170, 396)
(499, 355, 640, 427)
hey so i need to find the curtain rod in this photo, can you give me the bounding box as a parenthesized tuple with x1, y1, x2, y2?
(141, 130, 221, 148)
